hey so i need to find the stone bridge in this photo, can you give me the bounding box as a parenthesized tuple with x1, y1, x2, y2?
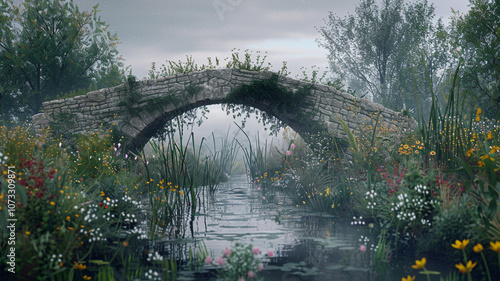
(32, 68, 414, 152)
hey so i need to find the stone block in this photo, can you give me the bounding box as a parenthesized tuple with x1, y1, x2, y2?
(129, 117, 146, 131)
(86, 89, 106, 102)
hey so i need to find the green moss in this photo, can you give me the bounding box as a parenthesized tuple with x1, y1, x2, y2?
(225, 74, 311, 115)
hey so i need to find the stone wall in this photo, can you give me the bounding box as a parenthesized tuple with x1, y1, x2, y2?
(32, 68, 415, 150)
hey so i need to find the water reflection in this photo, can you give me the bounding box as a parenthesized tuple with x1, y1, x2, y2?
(150, 175, 412, 280)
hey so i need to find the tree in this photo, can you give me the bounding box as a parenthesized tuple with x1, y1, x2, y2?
(317, 0, 447, 114)
(0, 0, 126, 121)
(450, 0, 500, 118)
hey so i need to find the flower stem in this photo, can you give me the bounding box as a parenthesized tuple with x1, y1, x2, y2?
(422, 268, 431, 281)
(480, 252, 492, 281)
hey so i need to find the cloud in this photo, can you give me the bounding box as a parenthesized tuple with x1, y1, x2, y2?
(11, 0, 470, 79)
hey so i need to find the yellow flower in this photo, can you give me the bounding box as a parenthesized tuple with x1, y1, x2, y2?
(411, 257, 426, 269)
(430, 151, 436, 156)
(473, 243, 483, 253)
(478, 161, 486, 167)
(179, 191, 184, 196)
(83, 275, 92, 280)
(74, 262, 87, 270)
(402, 275, 415, 281)
(50, 201, 55, 206)
(487, 131, 492, 140)
(66, 216, 71, 221)
(100, 191, 105, 197)
(489, 241, 500, 253)
(455, 260, 477, 274)
(25, 231, 31, 235)
(452, 239, 469, 250)
(466, 148, 475, 157)
(123, 241, 129, 247)
(490, 146, 500, 154)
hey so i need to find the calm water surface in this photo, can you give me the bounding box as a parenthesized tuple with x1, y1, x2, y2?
(148, 175, 442, 281)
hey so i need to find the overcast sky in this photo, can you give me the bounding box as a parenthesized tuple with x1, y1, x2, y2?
(59, 0, 471, 79)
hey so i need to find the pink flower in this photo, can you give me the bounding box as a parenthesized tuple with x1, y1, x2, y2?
(252, 247, 260, 255)
(217, 256, 224, 266)
(258, 263, 264, 271)
(286, 150, 291, 156)
(291, 143, 295, 149)
(359, 245, 367, 252)
(248, 270, 255, 278)
(238, 278, 244, 281)
(262, 196, 266, 200)
(224, 247, 231, 256)
(205, 256, 213, 264)
(267, 250, 274, 257)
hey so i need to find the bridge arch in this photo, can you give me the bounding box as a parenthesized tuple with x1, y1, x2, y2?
(32, 69, 414, 152)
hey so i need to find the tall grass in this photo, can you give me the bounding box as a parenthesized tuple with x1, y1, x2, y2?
(140, 118, 240, 237)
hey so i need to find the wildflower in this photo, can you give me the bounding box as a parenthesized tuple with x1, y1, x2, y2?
(430, 151, 436, 156)
(217, 256, 224, 266)
(100, 191, 105, 197)
(25, 231, 31, 235)
(74, 262, 87, 270)
(286, 150, 291, 156)
(205, 256, 213, 264)
(66, 216, 71, 221)
(267, 250, 274, 257)
(475, 108, 482, 121)
(455, 260, 477, 274)
(360, 245, 367, 252)
(487, 131, 492, 140)
(466, 148, 474, 157)
(291, 143, 295, 149)
(123, 241, 129, 247)
(490, 146, 500, 153)
(224, 247, 231, 256)
(411, 257, 426, 269)
(473, 243, 483, 253)
(402, 276, 415, 281)
(258, 263, 264, 271)
(83, 275, 92, 280)
(489, 241, 500, 253)
(248, 270, 255, 278)
(452, 239, 469, 250)
(252, 247, 260, 255)
(50, 201, 55, 206)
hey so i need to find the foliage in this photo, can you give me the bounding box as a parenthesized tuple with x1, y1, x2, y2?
(0, 0, 126, 121)
(0, 123, 145, 280)
(214, 243, 269, 281)
(68, 132, 121, 179)
(139, 117, 239, 237)
(225, 73, 314, 135)
(317, 0, 448, 114)
(419, 196, 484, 257)
(450, 0, 500, 118)
(147, 49, 287, 79)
